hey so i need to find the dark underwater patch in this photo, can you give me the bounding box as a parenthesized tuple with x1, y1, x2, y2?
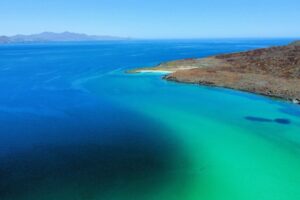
(0, 135, 180, 199)
(274, 118, 291, 124)
(0, 104, 189, 200)
(245, 116, 291, 125)
(245, 116, 273, 122)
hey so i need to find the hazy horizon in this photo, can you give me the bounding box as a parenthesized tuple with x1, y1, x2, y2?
(1, 0, 299, 38)
(1, 31, 300, 40)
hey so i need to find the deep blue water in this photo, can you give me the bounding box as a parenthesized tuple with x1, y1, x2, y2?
(0, 39, 291, 153)
(0, 39, 300, 200)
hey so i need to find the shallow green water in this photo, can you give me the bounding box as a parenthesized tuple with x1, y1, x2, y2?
(1, 40, 299, 200)
(85, 72, 300, 200)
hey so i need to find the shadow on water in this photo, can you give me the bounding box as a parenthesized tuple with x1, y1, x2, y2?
(0, 144, 170, 199)
(244, 116, 300, 156)
(245, 116, 291, 125)
(0, 106, 191, 200)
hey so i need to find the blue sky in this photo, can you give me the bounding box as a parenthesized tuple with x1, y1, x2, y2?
(0, 0, 299, 38)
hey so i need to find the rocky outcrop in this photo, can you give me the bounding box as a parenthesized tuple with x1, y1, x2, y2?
(289, 40, 300, 46)
(131, 41, 300, 104)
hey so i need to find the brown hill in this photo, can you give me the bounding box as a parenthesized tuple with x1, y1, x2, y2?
(130, 41, 300, 103)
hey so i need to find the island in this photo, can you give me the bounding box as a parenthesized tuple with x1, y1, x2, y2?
(0, 32, 130, 44)
(128, 41, 300, 104)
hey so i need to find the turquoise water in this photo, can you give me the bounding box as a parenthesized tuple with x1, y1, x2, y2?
(0, 39, 300, 199)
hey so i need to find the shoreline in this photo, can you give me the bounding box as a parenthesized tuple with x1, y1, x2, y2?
(163, 74, 299, 104)
(128, 41, 300, 105)
(135, 70, 172, 74)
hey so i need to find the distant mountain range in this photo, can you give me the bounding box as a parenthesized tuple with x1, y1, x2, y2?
(0, 32, 130, 43)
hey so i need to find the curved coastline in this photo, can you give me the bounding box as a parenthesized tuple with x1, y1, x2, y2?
(128, 41, 300, 104)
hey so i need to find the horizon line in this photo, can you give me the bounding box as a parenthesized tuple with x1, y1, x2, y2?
(0, 31, 299, 40)
(0, 31, 299, 42)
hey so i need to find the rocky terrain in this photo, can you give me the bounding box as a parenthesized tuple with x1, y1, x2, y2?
(290, 40, 300, 46)
(129, 41, 300, 104)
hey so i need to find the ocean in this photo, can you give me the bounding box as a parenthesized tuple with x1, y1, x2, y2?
(0, 39, 300, 200)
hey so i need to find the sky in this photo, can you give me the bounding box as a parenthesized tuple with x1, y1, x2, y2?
(0, 0, 299, 38)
